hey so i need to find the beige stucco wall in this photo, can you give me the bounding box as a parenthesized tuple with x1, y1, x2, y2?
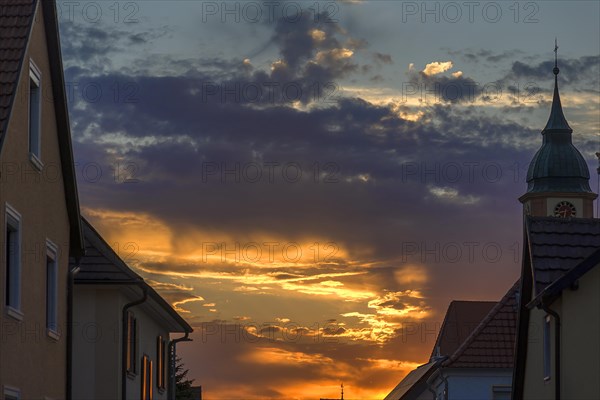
(73, 285, 172, 400)
(0, 2, 71, 399)
(561, 263, 600, 398)
(523, 264, 600, 399)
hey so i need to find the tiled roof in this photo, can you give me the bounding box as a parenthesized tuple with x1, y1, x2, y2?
(443, 281, 519, 369)
(527, 217, 600, 295)
(0, 0, 36, 136)
(75, 217, 193, 333)
(383, 361, 439, 400)
(430, 300, 496, 359)
(76, 217, 143, 283)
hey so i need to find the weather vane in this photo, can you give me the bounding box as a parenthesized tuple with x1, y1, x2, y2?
(553, 38, 560, 75)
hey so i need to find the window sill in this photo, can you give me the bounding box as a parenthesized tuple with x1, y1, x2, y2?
(47, 328, 60, 341)
(29, 152, 43, 171)
(6, 306, 24, 321)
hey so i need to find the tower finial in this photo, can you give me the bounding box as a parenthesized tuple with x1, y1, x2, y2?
(553, 38, 559, 75)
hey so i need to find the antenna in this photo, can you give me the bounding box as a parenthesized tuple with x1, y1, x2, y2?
(341, 383, 344, 400)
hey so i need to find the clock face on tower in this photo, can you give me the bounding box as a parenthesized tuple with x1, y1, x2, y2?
(553, 201, 577, 218)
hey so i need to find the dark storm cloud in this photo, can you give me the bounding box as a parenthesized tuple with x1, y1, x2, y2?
(409, 70, 484, 103)
(373, 52, 393, 65)
(448, 48, 524, 64)
(59, 20, 170, 68)
(509, 55, 600, 86)
(66, 63, 541, 270)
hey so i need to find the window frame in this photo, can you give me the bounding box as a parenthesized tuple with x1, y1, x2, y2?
(5, 203, 23, 319)
(3, 386, 21, 400)
(141, 354, 153, 400)
(156, 336, 166, 391)
(543, 314, 552, 381)
(126, 311, 138, 375)
(46, 239, 59, 338)
(28, 59, 43, 169)
(491, 385, 511, 400)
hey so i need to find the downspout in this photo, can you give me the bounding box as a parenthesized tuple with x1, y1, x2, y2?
(541, 301, 560, 400)
(66, 263, 81, 400)
(168, 332, 192, 400)
(425, 358, 447, 400)
(439, 369, 449, 400)
(122, 284, 148, 400)
(425, 370, 438, 400)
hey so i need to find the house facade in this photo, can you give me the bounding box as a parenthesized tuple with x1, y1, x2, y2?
(513, 50, 600, 400)
(0, 1, 84, 399)
(384, 284, 518, 400)
(72, 218, 193, 400)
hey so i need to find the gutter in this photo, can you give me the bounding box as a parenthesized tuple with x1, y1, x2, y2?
(168, 332, 193, 400)
(425, 357, 446, 400)
(122, 284, 148, 400)
(66, 262, 81, 400)
(541, 301, 561, 400)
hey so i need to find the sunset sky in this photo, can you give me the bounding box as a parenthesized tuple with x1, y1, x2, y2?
(57, 1, 600, 398)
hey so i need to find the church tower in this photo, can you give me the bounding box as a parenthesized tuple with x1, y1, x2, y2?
(519, 42, 597, 218)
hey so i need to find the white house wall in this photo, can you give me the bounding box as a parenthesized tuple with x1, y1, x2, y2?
(430, 368, 512, 400)
(73, 286, 172, 400)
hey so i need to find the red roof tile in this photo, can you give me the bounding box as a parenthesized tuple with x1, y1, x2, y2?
(443, 281, 519, 368)
(0, 0, 36, 136)
(431, 300, 496, 359)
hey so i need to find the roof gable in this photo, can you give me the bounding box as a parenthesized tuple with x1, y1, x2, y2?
(443, 281, 519, 369)
(430, 300, 496, 359)
(77, 218, 143, 282)
(526, 217, 600, 295)
(0, 0, 84, 257)
(76, 218, 193, 333)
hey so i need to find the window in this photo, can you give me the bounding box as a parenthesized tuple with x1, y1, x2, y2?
(126, 311, 138, 374)
(29, 60, 42, 165)
(5, 204, 22, 316)
(141, 355, 153, 400)
(156, 336, 166, 390)
(4, 386, 20, 400)
(543, 315, 552, 380)
(492, 385, 511, 400)
(46, 240, 58, 335)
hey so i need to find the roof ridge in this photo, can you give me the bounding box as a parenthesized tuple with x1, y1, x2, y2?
(443, 280, 519, 367)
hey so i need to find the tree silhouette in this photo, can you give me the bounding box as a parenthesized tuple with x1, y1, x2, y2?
(175, 356, 195, 400)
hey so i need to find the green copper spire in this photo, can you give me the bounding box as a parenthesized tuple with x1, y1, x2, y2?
(525, 40, 592, 194)
(543, 39, 572, 133)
